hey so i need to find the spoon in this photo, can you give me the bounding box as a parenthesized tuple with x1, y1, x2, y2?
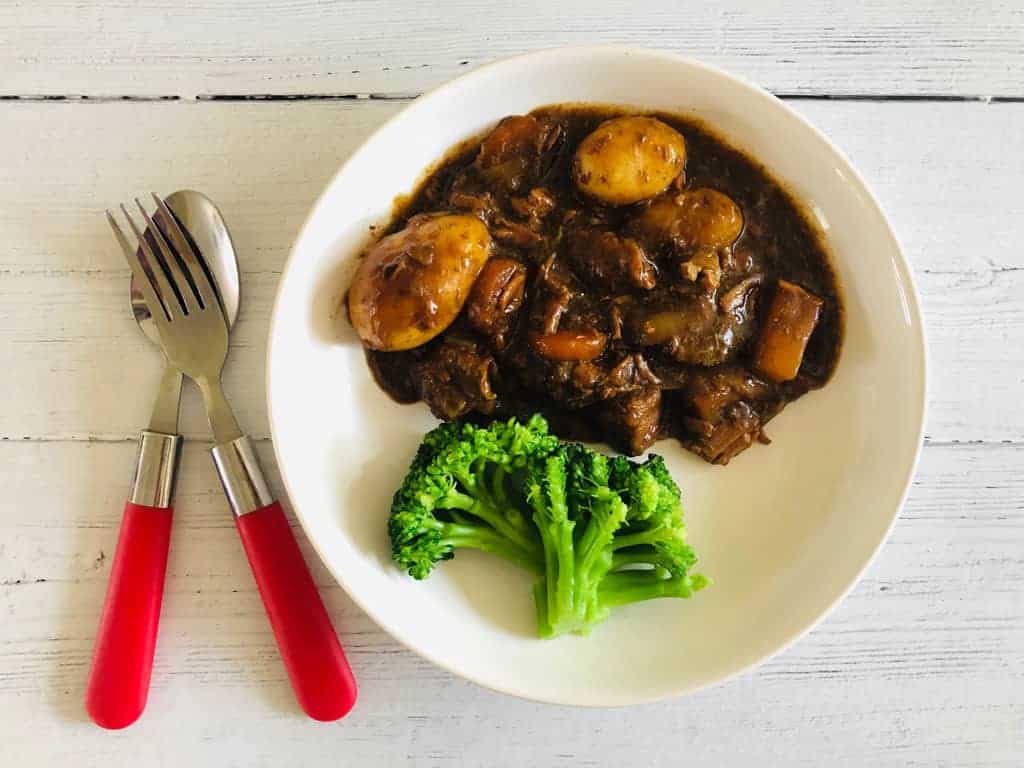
(129, 190, 241, 475)
(131, 189, 240, 344)
(87, 191, 240, 730)
(129, 190, 241, 443)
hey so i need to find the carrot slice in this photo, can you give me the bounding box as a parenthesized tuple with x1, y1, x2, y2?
(533, 329, 608, 361)
(754, 280, 824, 382)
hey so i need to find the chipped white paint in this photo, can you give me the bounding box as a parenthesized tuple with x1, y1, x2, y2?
(1, 6, 1023, 765)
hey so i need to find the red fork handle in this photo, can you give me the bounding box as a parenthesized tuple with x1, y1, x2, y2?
(235, 502, 357, 721)
(85, 502, 173, 729)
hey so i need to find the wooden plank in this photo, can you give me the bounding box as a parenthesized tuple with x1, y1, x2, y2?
(0, 439, 1020, 765)
(0, 99, 1021, 442)
(1, 1, 1023, 98)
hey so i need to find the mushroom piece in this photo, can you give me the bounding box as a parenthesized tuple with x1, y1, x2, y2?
(565, 227, 657, 291)
(466, 258, 528, 346)
(475, 115, 562, 192)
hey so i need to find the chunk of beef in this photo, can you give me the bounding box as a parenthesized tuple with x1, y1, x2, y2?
(606, 352, 661, 391)
(448, 188, 496, 218)
(687, 367, 771, 421)
(555, 353, 661, 406)
(492, 216, 546, 250)
(681, 368, 775, 464)
(416, 341, 498, 420)
(538, 295, 569, 335)
(685, 401, 766, 465)
(679, 249, 721, 290)
(510, 187, 557, 220)
(537, 253, 579, 298)
(365, 349, 421, 404)
(565, 227, 657, 291)
(600, 386, 662, 455)
(720, 245, 754, 273)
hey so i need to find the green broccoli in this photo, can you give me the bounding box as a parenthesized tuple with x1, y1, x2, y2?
(388, 415, 708, 637)
(595, 454, 709, 619)
(531, 448, 705, 635)
(389, 415, 557, 579)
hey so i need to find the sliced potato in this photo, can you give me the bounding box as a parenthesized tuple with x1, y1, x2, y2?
(632, 188, 744, 250)
(348, 214, 492, 351)
(573, 116, 686, 205)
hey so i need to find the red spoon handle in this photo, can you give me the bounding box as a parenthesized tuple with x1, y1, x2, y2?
(235, 501, 357, 721)
(85, 502, 173, 729)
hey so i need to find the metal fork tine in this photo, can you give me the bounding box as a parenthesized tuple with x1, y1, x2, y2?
(107, 210, 172, 323)
(135, 197, 199, 314)
(151, 193, 219, 312)
(120, 203, 185, 318)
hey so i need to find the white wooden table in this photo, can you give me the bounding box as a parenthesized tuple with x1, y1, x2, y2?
(2, 3, 1022, 765)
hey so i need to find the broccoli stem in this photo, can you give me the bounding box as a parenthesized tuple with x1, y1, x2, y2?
(611, 549, 682, 573)
(439, 488, 539, 557)
(533, 581, 553, 638)
(529, 456, 576, 634)
(610, 525, 667, 551)
(490, 466, 509, 507)
(597, 570, 702, 610)
(490, 464, 533, 537)
(442, 524, 543, 575)
(570, 494, 628, 627)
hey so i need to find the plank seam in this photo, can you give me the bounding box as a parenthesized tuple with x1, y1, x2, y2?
(1, 93, 1023, 103)
(0, 95, 181, 102)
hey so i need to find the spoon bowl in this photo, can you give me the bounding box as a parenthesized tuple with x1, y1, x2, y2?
(131, 189, 240, 337)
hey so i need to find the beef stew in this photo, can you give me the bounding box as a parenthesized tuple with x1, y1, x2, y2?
(348, 105, 843, 464)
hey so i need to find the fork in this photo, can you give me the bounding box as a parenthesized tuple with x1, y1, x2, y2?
(106, 196, 357, 721)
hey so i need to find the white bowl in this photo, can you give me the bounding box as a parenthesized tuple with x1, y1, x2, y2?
(267, 47, 926, 706)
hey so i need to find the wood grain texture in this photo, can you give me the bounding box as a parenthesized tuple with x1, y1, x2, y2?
(0, 440, 1020, 766)
(1, 1, 1023, 98)
(0, 99, 1021, 443)
(3, 20, 1024, 763)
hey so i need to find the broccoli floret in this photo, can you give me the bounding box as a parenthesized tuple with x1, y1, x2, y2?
(588, 453, 707, 623)
(389, 417, 558, 579)
(525, 447, 577, 637)
(562, 445, 629, 630)
(533, 448, 704, 635)
(388, 415, 708, 637)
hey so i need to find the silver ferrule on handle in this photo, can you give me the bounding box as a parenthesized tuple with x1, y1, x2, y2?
(211, 435, 274, 517)
(129, 430, 182, 507)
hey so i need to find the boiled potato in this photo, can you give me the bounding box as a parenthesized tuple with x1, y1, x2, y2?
(573, 116, 686, 205)
(348, 214, 492, 351)
(632, 188, 743, 250)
